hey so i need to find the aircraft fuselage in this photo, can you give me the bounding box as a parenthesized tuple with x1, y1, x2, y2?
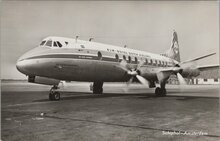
(16, 36, 175, 83)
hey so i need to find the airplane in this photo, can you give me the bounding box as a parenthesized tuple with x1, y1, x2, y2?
(16, 31, 216, 101)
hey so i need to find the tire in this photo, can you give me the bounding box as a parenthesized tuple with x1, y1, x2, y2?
(53, 92, 60, 100)
(49, 91, 60, 101)
(155, 87, 161, 96)
(161, 88, 167, 97)
(93, 88, 103, 94)
(92, 82, 103, 94)
(155, 87, 166, 97)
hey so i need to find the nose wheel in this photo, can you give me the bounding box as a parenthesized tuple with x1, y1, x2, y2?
(49, 85, 60, 101)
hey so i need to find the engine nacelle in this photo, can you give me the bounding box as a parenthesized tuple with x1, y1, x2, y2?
(28, 76, 60, 85)
(181, 68, 200, 78)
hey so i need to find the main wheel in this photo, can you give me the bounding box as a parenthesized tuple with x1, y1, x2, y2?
(155, 87, 166, 97)
(93, 87, 103, 94)
(155, 87, 161, 96)
(161, 88, 167, 96)
(92, 81, 103, 94)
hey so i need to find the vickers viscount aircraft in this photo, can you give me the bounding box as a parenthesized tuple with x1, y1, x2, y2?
(16, 31, 215, 101)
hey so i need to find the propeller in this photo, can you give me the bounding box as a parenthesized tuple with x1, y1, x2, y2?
(173, 61, 196, 85)
(119, 59, 149, 85)
(175, 52, 216, 85)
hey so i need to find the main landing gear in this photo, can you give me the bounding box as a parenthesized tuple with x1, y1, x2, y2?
(92, 81, 103, 94)
(155, 82, 167, 97)
(49, 85, 60, 101)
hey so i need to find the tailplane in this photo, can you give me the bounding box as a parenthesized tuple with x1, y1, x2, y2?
(161, 30, 180, 62)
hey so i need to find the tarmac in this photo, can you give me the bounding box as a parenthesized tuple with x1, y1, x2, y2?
(1, 81, 220, 141)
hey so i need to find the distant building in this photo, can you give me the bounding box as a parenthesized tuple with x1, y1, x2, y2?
(167, 65, 219, 85)
(192, 65, 219, 85)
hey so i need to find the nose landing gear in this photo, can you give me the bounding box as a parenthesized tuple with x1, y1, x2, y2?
(49, 85, 60, 101)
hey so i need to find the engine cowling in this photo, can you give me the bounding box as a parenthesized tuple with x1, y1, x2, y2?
(181, 68, 200, 78)
(28, 76, 60, 85)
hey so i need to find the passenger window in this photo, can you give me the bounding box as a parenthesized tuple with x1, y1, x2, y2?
(40, 40, 46, 46)
(123, 55, 126, 60)
(53, 42, 58, 47)
(45, 40, 52, 47)
(134, 57, 138, 64)
(115, 54, 119, 62)
(98, 51, 102, 60)
(128, 56, 131, 63)
(56, 41, 62, 47)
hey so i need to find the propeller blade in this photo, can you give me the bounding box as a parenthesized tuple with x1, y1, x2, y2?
(118, 59, 130, 72)
(120, 59, 127, 68)
(59, 81, 67, 88)
(137, 60, 145, 70)
(126, 77, 134, 86)
(136, 75, 149, 85)
(176, 73, 187, 85)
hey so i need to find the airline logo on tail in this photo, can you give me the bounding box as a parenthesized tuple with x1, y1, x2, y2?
(161, 30, 180, 62)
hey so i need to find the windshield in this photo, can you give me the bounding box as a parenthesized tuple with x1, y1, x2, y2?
(45, 40, 52, 47)
(40, 40, 46, 46)
(40, 39, 64, 48)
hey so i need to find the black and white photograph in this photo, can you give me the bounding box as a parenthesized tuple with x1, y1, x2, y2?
(1, 0, 219, 141)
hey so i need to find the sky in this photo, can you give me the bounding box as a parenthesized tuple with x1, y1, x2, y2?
(1, 1, 219, 79)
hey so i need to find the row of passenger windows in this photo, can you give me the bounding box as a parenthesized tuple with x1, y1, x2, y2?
(40, 40, 63, 47)
(98, 51, 172, 66)
(119, 55, 171, 66)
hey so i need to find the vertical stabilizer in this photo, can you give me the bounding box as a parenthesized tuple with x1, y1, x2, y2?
(161, 30, 181, 62)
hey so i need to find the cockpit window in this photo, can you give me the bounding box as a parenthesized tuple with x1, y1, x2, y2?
(42, 39, 64, 48)
(45, 40, 52, 47)
(53, 42, 58, 47)
(56, 41, 62, 47)
(40, 40, 46, 46)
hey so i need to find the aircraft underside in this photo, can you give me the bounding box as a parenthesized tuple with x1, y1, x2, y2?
(23, 58, 159, 82)
(24, 58, 166, 100)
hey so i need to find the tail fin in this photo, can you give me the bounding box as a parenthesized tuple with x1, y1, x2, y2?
(161, 30, 181, 62)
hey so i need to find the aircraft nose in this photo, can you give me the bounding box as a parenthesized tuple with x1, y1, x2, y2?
(16, 59, 27, 75)
(16, 53, 35, 75)
(16, 47, 43, 75)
